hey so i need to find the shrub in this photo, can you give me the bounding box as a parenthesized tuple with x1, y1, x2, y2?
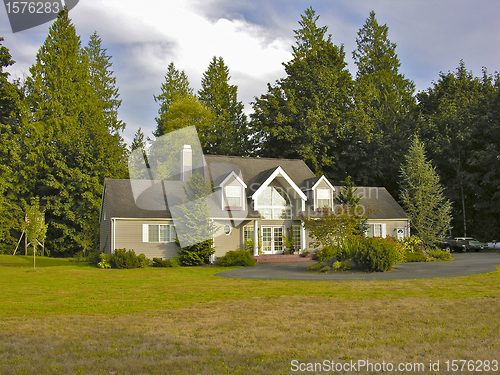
(178, 240, 214, 266)
(313, 245, 339, 262)
(426, 247, 454, 261)
(109, 249, 149, 269)
(404, 251, 428, 262)
(97, 253, 111, 269)
(353, 238, 398, 272)
(302, 250, 310, 257)
(400, 235, 423, 253)
(151, 257, 180, 267)
(307, 262, 325, 272)
(217, 250, 256, 267)
(332, 261, 351, 271)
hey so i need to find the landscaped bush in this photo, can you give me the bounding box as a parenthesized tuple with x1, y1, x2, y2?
(332, 261, 352, 271)
(313, 245, 339, 262)
(178, 240, 214, 266)
(109, 249, 149, 269)
(426, 247, 454, 261)
(353, 237, 398, 272)
(217, 250, 256, 267)
(307, 262, 325, 272)
(404, 251, 428, 262)
(151, 257, 180, 267)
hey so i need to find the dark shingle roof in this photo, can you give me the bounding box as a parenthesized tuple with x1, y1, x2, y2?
(333, 186, 407, 220)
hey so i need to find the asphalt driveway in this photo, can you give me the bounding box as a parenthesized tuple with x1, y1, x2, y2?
(215, 253, 500, 281)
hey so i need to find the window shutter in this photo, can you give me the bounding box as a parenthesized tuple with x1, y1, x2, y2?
(381, 224, 387, 238)
(142, 224, 149, 243)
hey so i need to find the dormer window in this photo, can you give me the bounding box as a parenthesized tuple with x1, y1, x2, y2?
(317, 188, 331, 210)
(225, 186, 242, 210)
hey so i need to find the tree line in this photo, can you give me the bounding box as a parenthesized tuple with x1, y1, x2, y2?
(1, 7, 499, 256)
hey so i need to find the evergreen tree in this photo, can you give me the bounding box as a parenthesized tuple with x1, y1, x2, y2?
(351, 11, 416, 194)
(198, 56, 250, 156)
(416, 61, 494, 237)
(400, 136, 452, 247)
(0, 38, 25, 250)
(84, 31, 124, 135)
(154, 62, 193, 137)
(251, 7, 353, 179)
(24, 9, 126, 256)
(176, 173, 215, 265)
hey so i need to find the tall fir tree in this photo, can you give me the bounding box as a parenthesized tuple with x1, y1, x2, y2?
(351, 11, 416, 194)
(251, 7, 353, 179)
(198, 56, 250, 156)
(24, 9, 126, 256)
(400, 136, 452, 247)
(154, 62, 193, 137)
(0, 38, 26, 251)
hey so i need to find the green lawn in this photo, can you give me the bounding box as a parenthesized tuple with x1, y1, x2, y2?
(1, 255, 500, 374)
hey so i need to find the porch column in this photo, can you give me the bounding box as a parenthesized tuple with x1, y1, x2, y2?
(300, 221, 306, 252)
(253, 220, 259, 256)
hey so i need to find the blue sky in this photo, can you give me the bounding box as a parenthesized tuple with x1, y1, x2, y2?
(2, 0, 499, 146)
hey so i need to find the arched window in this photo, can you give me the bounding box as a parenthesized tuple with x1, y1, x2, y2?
(255, 186, 292, 219)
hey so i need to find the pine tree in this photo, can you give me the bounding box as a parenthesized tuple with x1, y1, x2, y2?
(0, 38, 25, 250)
(251, 7, 353, 179)
(352, 11, 416, 194)
(84, 31, 124, 135)
(198, 56, 250, 156)
(154, 62, 193, 137)
(400, 136, 452, 246)
(24, 9, 127, 256)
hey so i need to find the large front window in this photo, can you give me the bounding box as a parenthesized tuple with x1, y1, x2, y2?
(256, 186, 292, 219)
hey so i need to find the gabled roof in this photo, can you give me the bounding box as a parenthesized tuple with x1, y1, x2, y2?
(333, 186, 407, 220)
(301, 175, 336, 191)
(250, 166, 308, 201)
(204, 155, 316, 196)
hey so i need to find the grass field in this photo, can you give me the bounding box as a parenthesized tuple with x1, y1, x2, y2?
(1, 254, 499, 374)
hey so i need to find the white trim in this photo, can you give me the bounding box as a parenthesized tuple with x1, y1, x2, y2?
(253, 220, 259, 256)
(218, 171, 247, 189)
(251, 166, 307, 201)
(310, 175, 336, 191)
(112, 218, 116, 253)
(224, 185, 245, 210)
(142, 224, 148, 243)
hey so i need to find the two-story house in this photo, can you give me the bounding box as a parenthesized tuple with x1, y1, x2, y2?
(99, 144, 409, 260)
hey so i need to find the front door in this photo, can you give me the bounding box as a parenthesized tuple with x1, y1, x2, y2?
(261, 226, 284, 254)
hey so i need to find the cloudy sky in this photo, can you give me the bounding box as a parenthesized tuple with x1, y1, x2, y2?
(2, 0, 499, 146)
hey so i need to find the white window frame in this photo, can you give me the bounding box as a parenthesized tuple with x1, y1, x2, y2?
(316, 188, 331, 210)
(366, 223, 387, 238)
(225, 185, 243, 210)
(142, 224, 176, 243)
(255, 186, 292, 220)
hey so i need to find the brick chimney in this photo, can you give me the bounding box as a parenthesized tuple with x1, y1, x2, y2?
(180, 144, 192, 181)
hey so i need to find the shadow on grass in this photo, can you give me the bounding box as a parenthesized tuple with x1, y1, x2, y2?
(0, 255, 90, 268)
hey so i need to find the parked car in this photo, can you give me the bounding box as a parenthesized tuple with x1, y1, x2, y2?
(488, 241, 500, 249)
(438, 237, 487, 252)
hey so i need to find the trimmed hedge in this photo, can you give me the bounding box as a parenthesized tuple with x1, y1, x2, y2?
(217, 250, 256, 267)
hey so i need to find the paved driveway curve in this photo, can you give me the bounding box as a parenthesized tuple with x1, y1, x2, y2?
(215, 253, 500, 281)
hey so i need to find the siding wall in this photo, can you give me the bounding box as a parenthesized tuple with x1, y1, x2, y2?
(114, 219, 179, 260)
(314, 180, 333, 210)
(367, 219, 409, 239)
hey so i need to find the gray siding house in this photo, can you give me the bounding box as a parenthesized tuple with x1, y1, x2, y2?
(99, 147, 410, 260)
